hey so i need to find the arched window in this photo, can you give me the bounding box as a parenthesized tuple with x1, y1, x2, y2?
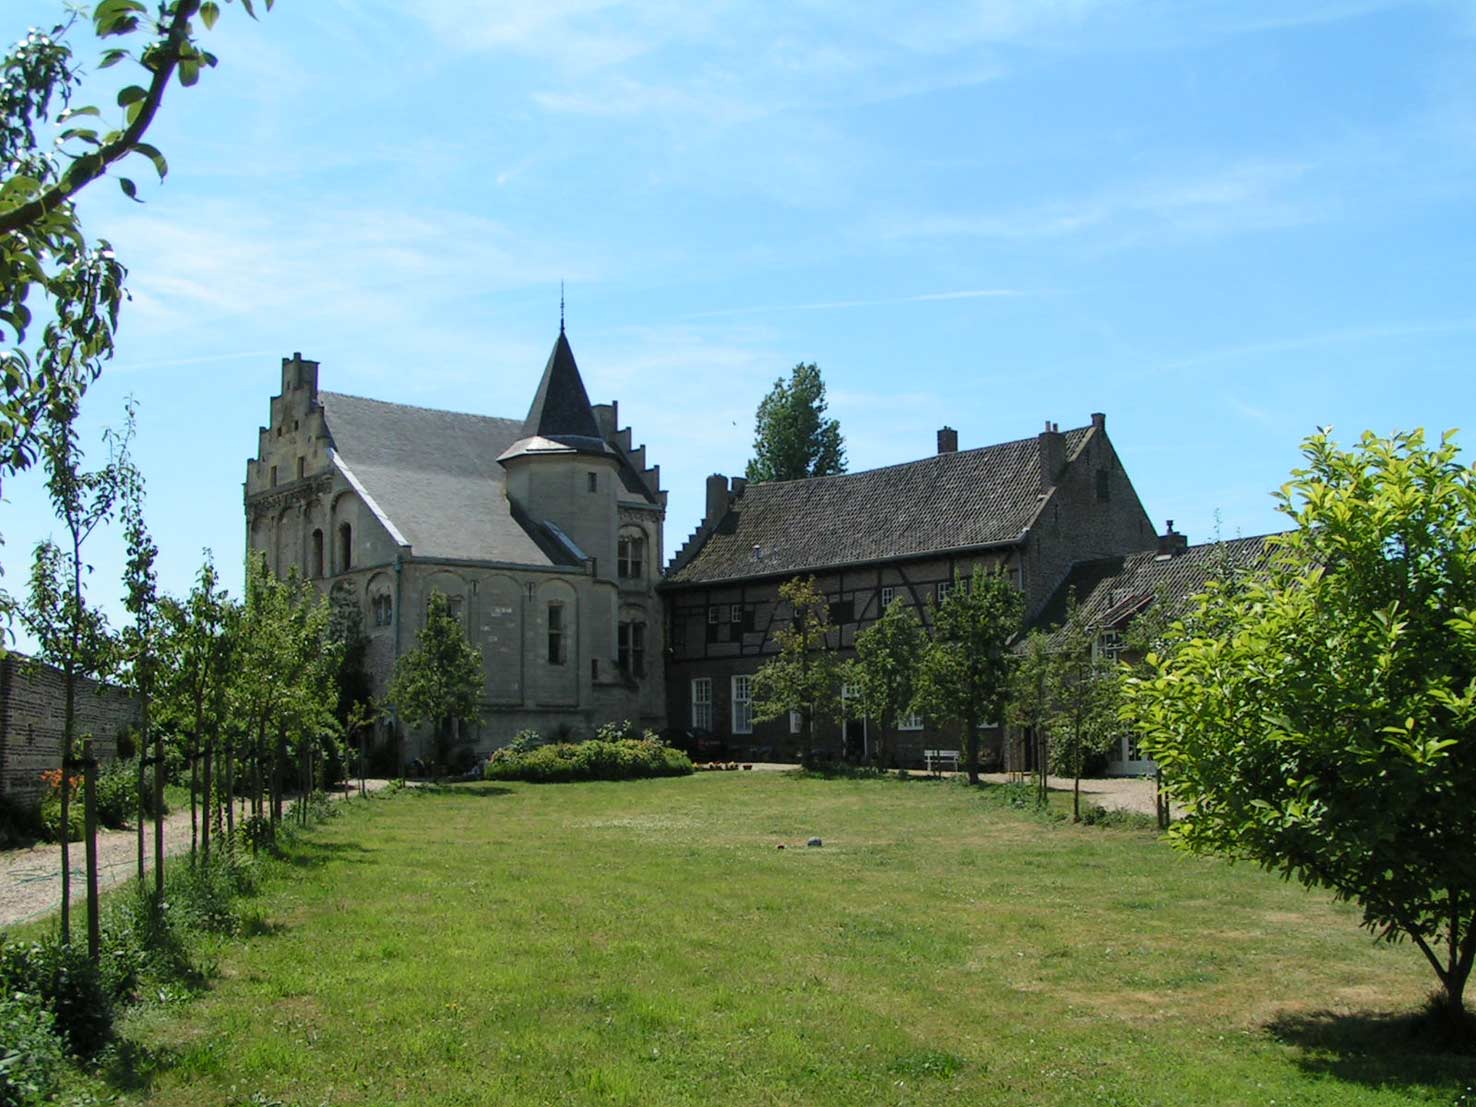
(311, 529, 324, 579)
(617, 532, 645, 579)
(338, 523, 352, 572)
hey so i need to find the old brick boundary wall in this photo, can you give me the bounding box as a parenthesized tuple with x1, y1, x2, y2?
(0, 654, 139, 805)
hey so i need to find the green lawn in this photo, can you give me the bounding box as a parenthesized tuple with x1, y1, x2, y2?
(108, 774, 1470, 1105)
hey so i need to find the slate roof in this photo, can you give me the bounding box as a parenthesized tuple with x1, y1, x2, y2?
(499, 331, 612, 461)
(665, 426, 1092, 585)
(1031, 534, 1278, 636)
(319, 391, 575, 566)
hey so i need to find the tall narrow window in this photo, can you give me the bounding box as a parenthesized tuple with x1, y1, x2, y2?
(270, 465, 278, 487)
(880, 585, 896, 610)
(631, 621, 645, 677)
(311, 529, 324, 579)
(618, 621, 630, 672)
(618, 535, 644, 579)
(732, 674, 753, 734)
(547, 603, 565, 665)
(691, 677, 712, 731)
(295, 456, 305, 481)
(338, 523, 352, 572)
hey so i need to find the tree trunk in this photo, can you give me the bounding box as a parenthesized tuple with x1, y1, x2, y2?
(59, 660, 74, 946)
(359, 727, 367, 799)
(136, 702, 146, 885)
(153, 710, 165, 904)
(189, 732, 199, 866)
(1072, 723, 1082, 823)
(224, 735, 235, 853)
(82, 737, 100, 961)
(964, 710, 980, 785)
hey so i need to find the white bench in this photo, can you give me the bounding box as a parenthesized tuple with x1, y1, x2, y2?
(925, 749, 960, 774)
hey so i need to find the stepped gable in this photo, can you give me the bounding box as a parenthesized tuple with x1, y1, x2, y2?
(319, 391, 573, 566)
(667, 426, 1092, 584)
(1032, 534, 1278, 636)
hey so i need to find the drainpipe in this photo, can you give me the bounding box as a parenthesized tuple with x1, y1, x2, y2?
(392, 552, 404, 770)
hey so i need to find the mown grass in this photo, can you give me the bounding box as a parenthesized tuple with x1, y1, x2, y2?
(99, 774, 1471, 1105)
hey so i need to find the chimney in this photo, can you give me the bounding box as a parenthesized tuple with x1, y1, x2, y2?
(1091, 412, 1105, 431)
(591, 401, 618, 440)
(1038, 420, 1065, 490)
(705, 474, 730, 525)
(1157, 519, 1188, 559)
(937, 426, 958, 454)
(730, 476, 747, 498)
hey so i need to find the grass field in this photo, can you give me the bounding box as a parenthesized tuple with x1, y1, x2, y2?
(103, 774, 1472, 1105)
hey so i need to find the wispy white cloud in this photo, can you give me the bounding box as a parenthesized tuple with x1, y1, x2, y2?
(1156, 318, 1476, 373)
(684, 288, 1026, 319)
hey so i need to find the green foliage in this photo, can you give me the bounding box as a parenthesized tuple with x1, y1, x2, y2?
(387, 591, 483, 772)
(0, 990, 65, 1106)
(484, 737, 693, 783)
(844, 595, 925, 768)
(505, 728, 545, 755)
(0, 937, 112, 1056)
(1, 1, 271, 637)
(94, 756, 135, 828)
(37, 791, 82, 843)
(1124, 428, 1476, 1020)
(751, 576, 844, 756)
(914, 565, 1024, 783)
(744, 362, 845, 484)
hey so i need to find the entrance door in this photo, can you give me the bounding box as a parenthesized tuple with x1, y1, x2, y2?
(844, 718, 868, 763)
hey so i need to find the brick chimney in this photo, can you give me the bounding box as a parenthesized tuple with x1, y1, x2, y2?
(1038, 420, 1065, 490)
(937, 426, 958, 454)
(705, 474, 730, 525)
(1156, 520, 1188, 558)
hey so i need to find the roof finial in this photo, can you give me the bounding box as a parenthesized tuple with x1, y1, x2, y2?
(560, 280, 565, 335)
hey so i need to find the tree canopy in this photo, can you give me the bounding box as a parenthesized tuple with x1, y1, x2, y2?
(1124, 428, 1476, 1028)
(745, 362, 845, 484)
(844, 594, 925, 768)
(387, 591, 483, 772)
(751, 576, 843, 758)
(914, 565, 1023, 784)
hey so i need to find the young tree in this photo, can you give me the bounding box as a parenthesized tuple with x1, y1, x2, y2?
(915, 565, 1023, 785)
(844, 595, 924, 768)
(1, 2, 273, 633)
(1008, 629, 1054, 806)
(19, 394, 127, 955)
(744, 363, 845, 484)
(750, 576, 844, 761)
(1046, 593, 1122, 822)
(116, 424, 160, 887)
(387, 591, 483, 775)
(1124, 429, 1476, 1030)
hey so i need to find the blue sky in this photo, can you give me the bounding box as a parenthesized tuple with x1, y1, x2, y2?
(4, 0, 1474, 643)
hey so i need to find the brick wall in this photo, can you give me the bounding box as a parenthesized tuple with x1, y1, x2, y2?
(0, 655, 139, 804)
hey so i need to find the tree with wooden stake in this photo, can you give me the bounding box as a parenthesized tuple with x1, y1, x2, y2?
(19, 394, 126, 956)
(1124, 429, 1476, 1037)
(1045, 592, 1122, 822)
(751, 576, 844, 762)
(116, 418, 160, 890)
(915, 565, 1023, 785)
(844, 594, 924, 769)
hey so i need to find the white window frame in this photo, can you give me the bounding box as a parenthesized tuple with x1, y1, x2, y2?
(880, 585, 896, 610)
(708, 606, 720, 624)
(897, 711, 923, 731)
(936, 580, 954, 603)
(789, 710, 802, 736)
(732, 675, 753, 734)
(691, 677, 712, 731)
(729, 603, 743, 624)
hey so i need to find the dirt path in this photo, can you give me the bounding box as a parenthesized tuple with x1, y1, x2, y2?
(0, 781, 391, 930)
(980, 771, 1170, 816)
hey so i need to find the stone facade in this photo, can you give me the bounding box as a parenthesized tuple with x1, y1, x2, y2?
(0, 655, 138, 803)
(243, 335, 666, 763)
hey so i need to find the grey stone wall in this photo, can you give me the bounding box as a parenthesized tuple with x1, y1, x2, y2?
(0, 655, 139, 804)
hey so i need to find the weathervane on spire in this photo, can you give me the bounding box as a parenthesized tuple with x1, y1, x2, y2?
(560, 280, 565, 334)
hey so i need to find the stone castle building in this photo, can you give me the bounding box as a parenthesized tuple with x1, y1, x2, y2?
(244, 329, 667, 758)
(245, 332, 1216, 771)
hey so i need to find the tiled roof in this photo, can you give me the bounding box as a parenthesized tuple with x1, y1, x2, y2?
(1031, 534, 1278, 636)
(665, 426, 1092, 585)
(319, 391, 574, 566)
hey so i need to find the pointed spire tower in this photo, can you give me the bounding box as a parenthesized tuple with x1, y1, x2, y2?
(498, 329, 613, 462)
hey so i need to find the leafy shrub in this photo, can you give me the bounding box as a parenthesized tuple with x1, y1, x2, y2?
(485, 736, 693, 783)
(37, 794, 83, 843)
(0, 938, 113, 1057)
(1080, 804, 1159, 831)
(0, 795, 43, 849)
(167, 852, 258, 936)
(504, 728, 545, 755)
(996, 781, 1040, 810)
(0, 991, 66, 1106)
(96, 758, 137, 829)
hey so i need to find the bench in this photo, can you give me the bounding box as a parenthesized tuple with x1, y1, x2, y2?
(924, 749, 960, 774)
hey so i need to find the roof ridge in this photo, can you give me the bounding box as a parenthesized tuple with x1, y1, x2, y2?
(738, 423, 1092, 493)
(319, 390, 522, 425)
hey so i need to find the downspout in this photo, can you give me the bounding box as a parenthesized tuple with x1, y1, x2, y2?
(392, 551, 404, 770)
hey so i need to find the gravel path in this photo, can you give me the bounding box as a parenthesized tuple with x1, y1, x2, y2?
(980, 771, 1169, 816)
(0, 782, 391, 930)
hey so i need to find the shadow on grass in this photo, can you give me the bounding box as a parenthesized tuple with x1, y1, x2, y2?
(1266, 1005, 1476, 1091)
(280, 837, 373, 870)
(410, 783, 515, 798)
(98, 1038, 179, 1094)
